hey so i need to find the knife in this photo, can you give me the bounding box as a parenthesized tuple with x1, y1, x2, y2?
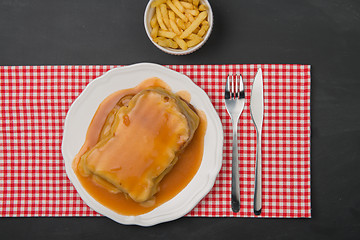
(250, 68, 264, 215)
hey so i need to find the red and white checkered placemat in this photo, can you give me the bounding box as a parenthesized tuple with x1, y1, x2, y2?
(0, 64, 311, 218)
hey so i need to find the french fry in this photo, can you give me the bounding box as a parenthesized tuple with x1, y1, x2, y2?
(170, 19, 181, 35)
(158, 30, 177, 38)
(186, 33, 201, 40)
(201, 20, 209, 25)
(174, 36, 188, 50)
(186, 9, 199, 16)
(179, 10, 207, 39)
(198, 4, 206, 11)
(160, 3, 171, 29)
(151, 24, 159, 38)
(167, 39, 179, 48)
(150, 14, 158, 28)
(197, 23, 209, 37)
(186, 36, 202, 47)
(153, 36, 166, 43)
(192, 0, 199, 7)
(180, 1, 193, 9)
(156, 6, 168, 30)
(157, 39, 170, 48)
(173, 0, 185, 13)
(166, 0, 187, 22)
(151, 0, 167, 8)
(169, 10, 176, 21)
(192, 26, 200, 34)
(185, 11, 195, 22)
(176, 18, 186, 30)
(157, 38, 178, 48)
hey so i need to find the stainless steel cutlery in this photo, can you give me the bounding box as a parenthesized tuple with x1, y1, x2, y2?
(224, 74, 245, 213)
(250, 68, 264, 215)
(224, 68, 263, 214)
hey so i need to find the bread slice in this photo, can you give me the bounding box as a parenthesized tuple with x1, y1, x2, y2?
(78, 87, 199, 203)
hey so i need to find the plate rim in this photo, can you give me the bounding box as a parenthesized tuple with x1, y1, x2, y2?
(62, 62, 223, 226)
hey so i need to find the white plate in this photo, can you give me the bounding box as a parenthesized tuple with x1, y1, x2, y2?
(62, 63, 223, 226)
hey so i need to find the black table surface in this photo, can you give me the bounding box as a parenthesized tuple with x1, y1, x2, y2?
(1, 0, 359, 239)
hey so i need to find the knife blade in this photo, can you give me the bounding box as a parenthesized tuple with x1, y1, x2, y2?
(250, 68, 264, 215)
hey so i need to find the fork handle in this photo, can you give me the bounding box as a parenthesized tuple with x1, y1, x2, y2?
(231, 120, 240, 212)
(254, 131, 262, 215)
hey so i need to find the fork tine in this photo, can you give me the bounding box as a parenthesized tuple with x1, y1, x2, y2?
(231, 74, 235, 99)
(238, 74, 245, 99)
(225, 74, 231, 99)
(228, 74, 234, 99)
(235, 74, 239, 98)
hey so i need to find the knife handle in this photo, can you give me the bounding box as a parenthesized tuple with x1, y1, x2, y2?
(231, 121, 240, 212)
(254, 131, 262, 215)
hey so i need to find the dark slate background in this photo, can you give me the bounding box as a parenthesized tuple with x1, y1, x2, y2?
(0, 0, 359, 239)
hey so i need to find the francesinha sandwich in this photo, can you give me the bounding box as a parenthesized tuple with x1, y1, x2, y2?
(77, 87, 200, 203)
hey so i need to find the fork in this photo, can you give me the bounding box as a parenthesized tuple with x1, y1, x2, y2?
(224, 74, 245, 213)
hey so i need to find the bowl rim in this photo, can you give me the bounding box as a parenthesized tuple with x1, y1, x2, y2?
(143, 0, 213, 55)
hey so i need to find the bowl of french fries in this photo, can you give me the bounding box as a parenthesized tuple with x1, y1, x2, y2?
(144, 0, 213, 55)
